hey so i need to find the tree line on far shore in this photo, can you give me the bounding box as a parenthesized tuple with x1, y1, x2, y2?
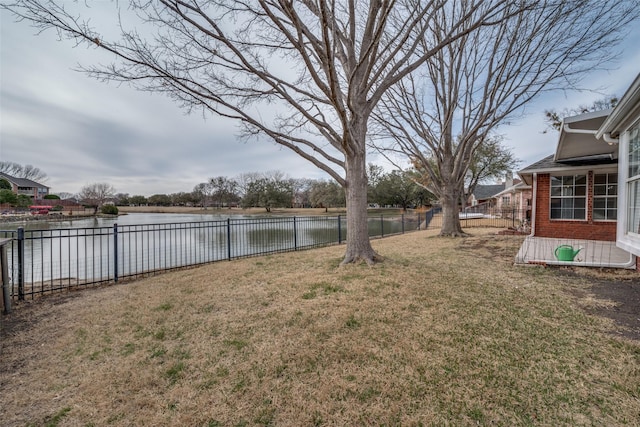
(96, 167, 437, 213)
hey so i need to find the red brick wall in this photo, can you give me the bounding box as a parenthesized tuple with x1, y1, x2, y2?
(534, 173, 617, 241)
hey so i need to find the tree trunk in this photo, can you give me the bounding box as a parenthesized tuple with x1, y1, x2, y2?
(439, 185, 466, 237)
(342, 151, 381, 265)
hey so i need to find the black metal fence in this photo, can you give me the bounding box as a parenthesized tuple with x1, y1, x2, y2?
(0, 209, 528, 303)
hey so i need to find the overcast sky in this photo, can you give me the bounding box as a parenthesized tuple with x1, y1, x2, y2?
(1, 6, 640, 197)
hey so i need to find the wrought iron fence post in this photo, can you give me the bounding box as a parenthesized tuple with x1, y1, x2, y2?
(337, 215, 342, 244)
(17, 227, 24, 301)
(380, 214, 384, 237)
(113, 224, 119, 283)
(1, 239, 11, 314)
(227, 218, 232, 260)
(293, 217, 298, 250)
(512, 208, 516, 228)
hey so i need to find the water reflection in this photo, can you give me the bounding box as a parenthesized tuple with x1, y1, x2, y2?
(2, 213, 419, 287)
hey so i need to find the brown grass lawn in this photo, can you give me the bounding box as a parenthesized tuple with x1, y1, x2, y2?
(1, 229, 639, 426)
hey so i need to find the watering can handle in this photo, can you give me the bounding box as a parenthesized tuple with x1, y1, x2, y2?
(554, 246, 560, 258)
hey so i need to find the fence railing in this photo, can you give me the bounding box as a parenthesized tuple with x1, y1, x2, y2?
(0, 209, 528, 302)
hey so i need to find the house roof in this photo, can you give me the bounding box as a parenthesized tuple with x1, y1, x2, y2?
(555, 109, 616, 161)
(473, 184, 505, 200)
(517, 154, 617, 185)
(0, 172, 49, 189)
(492, 181, 531, 198)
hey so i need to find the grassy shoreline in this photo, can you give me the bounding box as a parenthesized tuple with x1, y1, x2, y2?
(1, 229, 638, 426)
(118, 205, 415, 217)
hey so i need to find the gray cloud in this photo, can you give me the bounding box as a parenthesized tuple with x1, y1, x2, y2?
(2, 7, 639, 197)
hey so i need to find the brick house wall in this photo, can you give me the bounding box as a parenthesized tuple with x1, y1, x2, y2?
(534, 173, 617, 241)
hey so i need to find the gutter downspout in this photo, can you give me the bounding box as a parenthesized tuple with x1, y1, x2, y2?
(529, 173, 537, 237)
(601, 132, 619, 144)
(562, 123, 619, 144)
(563, 124, 597, 135)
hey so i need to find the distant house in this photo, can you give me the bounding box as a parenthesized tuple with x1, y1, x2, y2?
(516, 104, 637, 269)
(0, 172, 49, 199)
(491, 181, 532, 221)
(466, 173, 530, 217)
(468, 184, 505, 207)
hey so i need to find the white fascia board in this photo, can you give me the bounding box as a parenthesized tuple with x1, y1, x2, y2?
(597, 73, 640, 138)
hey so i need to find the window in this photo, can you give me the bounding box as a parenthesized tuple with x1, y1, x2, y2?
(593, 173, 617, 221)
(550, 175, 586, 220)
(628, 125, 640, 235)
(502, 196, 510, 206)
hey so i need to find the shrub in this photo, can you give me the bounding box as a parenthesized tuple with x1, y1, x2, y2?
(101, 205, 119, 215)
(44, 194, 61, 200)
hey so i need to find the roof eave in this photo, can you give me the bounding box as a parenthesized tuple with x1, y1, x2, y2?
(597, 73, 640, 138)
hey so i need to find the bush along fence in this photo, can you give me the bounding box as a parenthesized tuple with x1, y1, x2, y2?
(0, 208, 529, 304)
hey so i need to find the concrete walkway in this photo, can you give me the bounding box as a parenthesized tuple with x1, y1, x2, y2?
(515, 236, 636, 269)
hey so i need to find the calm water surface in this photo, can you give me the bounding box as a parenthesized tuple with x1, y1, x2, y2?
(1, 212, 252, 231)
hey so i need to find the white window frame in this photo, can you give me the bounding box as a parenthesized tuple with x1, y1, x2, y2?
(617, 120, 640, 256)
(593, 172, 618, 222)
(549, 174, 587, 220)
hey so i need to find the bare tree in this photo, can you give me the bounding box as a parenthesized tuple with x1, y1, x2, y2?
(309, 179, 345, 212)
(78, 182, 116, 214)
(374, 1, 639, 236)
(193, 182, 213, 209)
(464, 137, 519, 206)
(4, 0, 515, 264)
(544, 96, 619, 133)
(57, 192, 75, 200)
(0, 161, 47, 182)
(209, 176, 239, 209)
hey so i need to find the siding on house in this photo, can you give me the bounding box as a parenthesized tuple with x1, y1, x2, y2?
(0, 172, 49, 199)
(534, 173, 617, 241)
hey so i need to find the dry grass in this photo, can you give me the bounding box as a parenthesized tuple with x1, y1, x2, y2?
(1, 229, 639, 426)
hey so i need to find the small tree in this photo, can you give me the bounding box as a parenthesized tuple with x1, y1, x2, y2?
(16, 195, 31, 208)
(241, 174, 294, 213)
(113, 193, 130, 206)
(209, 176, 239, 209)
(78, 182, 116, 214)
(464, 137, 520, 206)
(148, 194, 172, 206)
(0, 189, 17, 205)
(43, 194, 61, 200)
(0, 179, 11, 190)
(171, 192, 198, 206)
(101, 205, 119, 215)
(375, 170, 423, 211)
(192, 182, 213, 209)
(309, 180, 345, 212)
(129, 195, 148, 206)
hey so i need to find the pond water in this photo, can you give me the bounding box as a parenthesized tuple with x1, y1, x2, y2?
(0, 212, 253, 231)
(2, 212, 421, 290)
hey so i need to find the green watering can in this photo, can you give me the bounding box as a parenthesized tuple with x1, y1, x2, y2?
(554, 245, 581, 262)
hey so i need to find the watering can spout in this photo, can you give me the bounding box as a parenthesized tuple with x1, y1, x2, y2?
(554, 244, 582, 262)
